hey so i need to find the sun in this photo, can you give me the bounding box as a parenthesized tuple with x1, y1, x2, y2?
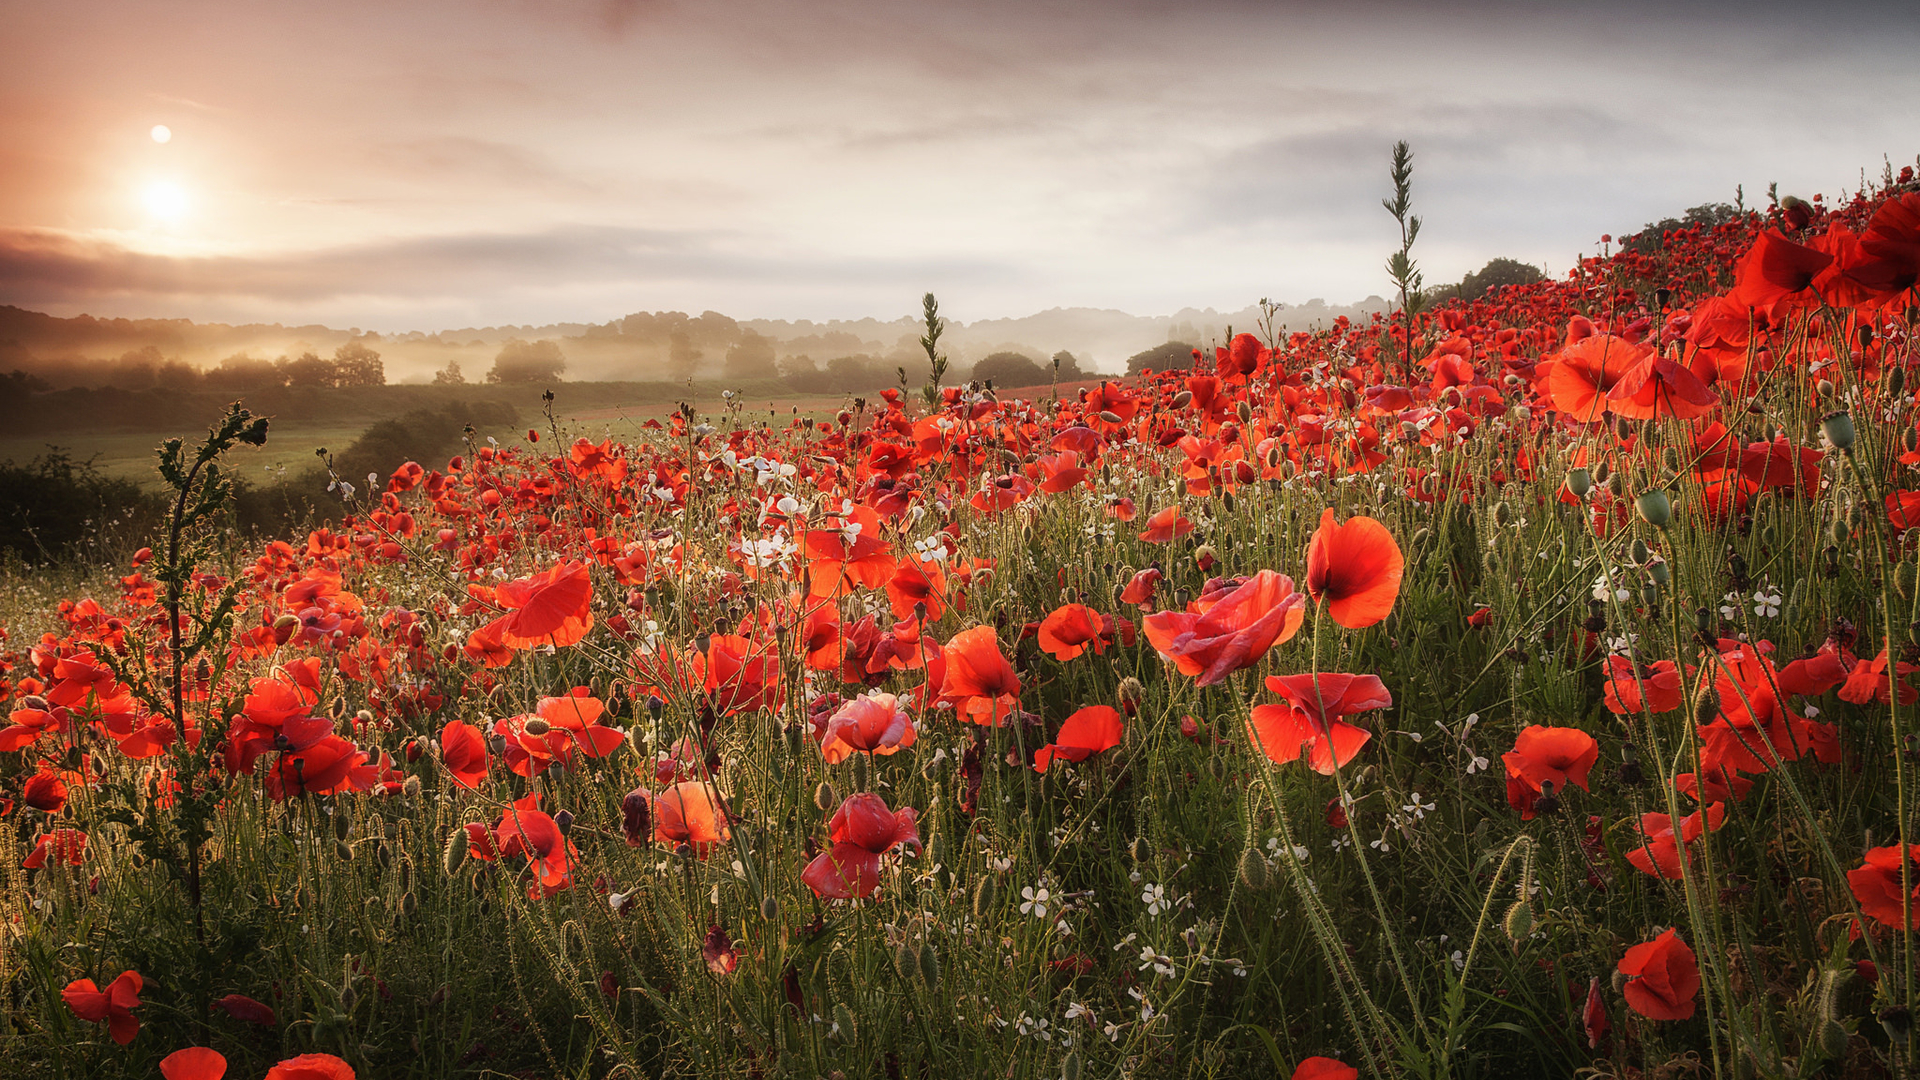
(143, 179, 189, 222)
(150, 124, 172, 143)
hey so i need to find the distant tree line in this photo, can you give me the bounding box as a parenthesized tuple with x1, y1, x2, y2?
(2, 342, 387, 394)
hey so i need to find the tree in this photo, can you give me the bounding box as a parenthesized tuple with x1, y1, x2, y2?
(1126, 341, 1197, 375)
(1052, 350, 1086, 381)
(1455, 258, 1545, 302)
(724, 331, 778, 381)
(279, 351, 338, 388)
(667, 331, 703, 381)
(332, 342, 385, 387)
(432, 359, 467, 385)
(487, 338, 567, 384)
(972, 351, 1048, 389)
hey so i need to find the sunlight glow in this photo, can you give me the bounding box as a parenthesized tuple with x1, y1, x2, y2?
(143, 179, 189, 222)
(150, 124, 172, 143)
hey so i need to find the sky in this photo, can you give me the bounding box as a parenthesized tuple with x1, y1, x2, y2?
(0, 0, 1916, 332)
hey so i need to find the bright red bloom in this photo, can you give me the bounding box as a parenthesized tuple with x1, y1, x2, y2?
(1246, 673, 1389, 775)
(1033, 705, 1125, 773)
(161, 1047, 227, 1080)
(821, 691, 916, 764)
(1625, 803, 1726, 879)
(1583, 976, 1610, 1050)
(801, 792, 921, 900)
(1038, 603, 1112, 661)
(1501, 726, 1598, 820)
(22, 768, 68, 812)
(705, 634, 783, 716)
(264, 735, 373, 800)
(63, 969, 143, 1045)
(264, 1054, 356, 1080)
(1541, 335, 1650, 421)
(494, 792, 578, 896)
(1137, 505, 1194, 544)
(1305, 509, 1403, 629)
(483, 560, 595, 649)
(938, 626, 1022, 725)
(1618, 929, 1700, 1021)
(1731, 230, 1832, 315)
(439, 720, 489, 789)
(1142, 570, 1306, 687)
(646, 781, 732, 856)
(1606, 353, 1720, 421)
(1839, 644, 1920, 707)
(24, 827, 86, 868)
(804, 505, 896, 596)
(1119, 567, 1162, 606)
(1603, 657, 1682, 714)
(1848, 844, 1920, 930)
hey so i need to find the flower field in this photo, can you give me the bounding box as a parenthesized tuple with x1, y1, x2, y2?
(7, 165, 1920, 1080)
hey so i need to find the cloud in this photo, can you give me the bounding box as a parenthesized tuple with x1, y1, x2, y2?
(0, 226, 1024, 325)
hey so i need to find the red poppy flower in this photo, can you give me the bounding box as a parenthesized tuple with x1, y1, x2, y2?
(1606, 354, 1720, 421)
(23, 827, 86, 868)
(701, 924, 740, 975)
(1603, 657, 1682, 714)
(1137, 505, 1194, 544)
(63, 969, 143, 1045)
(1246, 673, 1389, 774)
(264, 735, 373, 800)
(1501, 726, 1598, 820)
(1033, 705, 1125, 773)
(821, 692, 917, 764)
(264, 1054, 357, 1080)
(1625, 803, 1726, 879)
(1541, 335, 1650, 421)
(1038, 603, 1113, 661)
(801, 792, 921, 900)
(1731, 230, 1833, 315)
(804, 506, 896, 596)
(646, 781, 732, 856)
(1306, 510, 1404, 629)
(1618, 929, 1700, 1021)
(494, 792, 578, 895)
(484, 560, 595, 649)
(1848, 844, 1920, 930)
(1143, 570, 1306, 687)
(938, 626, 1022, 725)
(438, 720, 488, 789)
(161, 1047, 227, 1080)
(885, 558, 948, 621)
(1291, 1058, 1358, 1080)
(705, 634, 783, 716)
(1120, 567, 1162, 606)
(1583, 976, 1610, 1050)
(1839, 644, 1920, 707)
(212, 993, 278, 1027)
(22, 768, 68, 812)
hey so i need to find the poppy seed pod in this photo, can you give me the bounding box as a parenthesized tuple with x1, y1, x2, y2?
(1634, 490, 1673, 528)
(1503, 901, 1533, 944)
(1630, 539, 1650, 565)
(1886, 367, 1905, 398)
(522, 717, 551, 736)
(1566, 469, 1592, 498)
(1649, 560, 1670, 586)
(1822, 411, 1857, 452)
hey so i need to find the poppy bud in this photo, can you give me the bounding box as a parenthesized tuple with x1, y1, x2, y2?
(1174, 477, 1186, 499)
(1898, 561, 1917, 601)
(1593, 460, 1610, 484)
(1817, 379, 1835, 400)
(1503, 901, 1533, 945)
(1411, 527, 1432, 548)
(832, 1003, 856, 1042)
(973, 877, 997, 919)
(1630, 539, 1650, 565)
(1236, 400, 1252, 424)
(1617, 744, 1644, 787)
(918, 943, 941, 991)
(554, 809, 574, 837)
(1171, 390, 1193, 409)
(1611, 968, 1630, 994)
(1634, 490, 1672, 528)
(1822, 410, 1857, 452)
(814, 782, 838, 812)
(443, 826, 469, 874)
(1565, 469, 1592, 498)
(851, 754, 869, 792)
(759, 895, 779, 921)
(1615, 416, 1633, 442)
(1237, 847, 1269, 892)
(335, 840, 355, 862)
(1098, 411, 1123, 424)
(1493, 501, 1512, 527)
(1532, 778, 1560, 816)
(893, 942, 916, 981)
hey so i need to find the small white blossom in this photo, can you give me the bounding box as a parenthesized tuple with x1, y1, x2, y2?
(1141, 883, 1168, 916)
(1752, 588, 1782, 618)
(1020, 886, 1051, 919)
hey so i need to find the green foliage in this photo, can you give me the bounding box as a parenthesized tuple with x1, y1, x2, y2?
(486, 339, 567, 384)
(0, 450, 165, 563)
(970, 351, 1049, 389)
(1125, 340, 1197, 375)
